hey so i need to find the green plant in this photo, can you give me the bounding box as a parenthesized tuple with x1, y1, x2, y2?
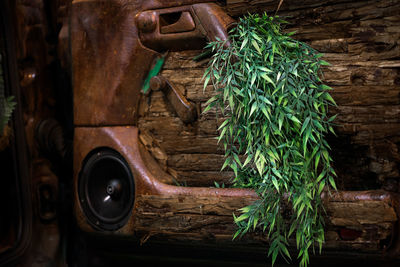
(213, 181, 226, 188)
(0, 96, 16, 134)
(203, 13, 337, 267)
(1, 53, 16, 135)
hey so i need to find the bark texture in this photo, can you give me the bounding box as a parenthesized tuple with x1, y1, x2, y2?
(134, 192, 398, 251)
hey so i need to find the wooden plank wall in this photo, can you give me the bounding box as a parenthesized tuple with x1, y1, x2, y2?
(134, 192, 397, 250)
(138, 0, 400, 190)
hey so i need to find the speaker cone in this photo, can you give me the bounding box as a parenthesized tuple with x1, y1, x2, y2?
(79, 149, 135, 230)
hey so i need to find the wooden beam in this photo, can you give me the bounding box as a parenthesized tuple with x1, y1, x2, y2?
(134, 191, 398, 252)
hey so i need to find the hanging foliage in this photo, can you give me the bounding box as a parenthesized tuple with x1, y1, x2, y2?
(203, 13, 337, 267)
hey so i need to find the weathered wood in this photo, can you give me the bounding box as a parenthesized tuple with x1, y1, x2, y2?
(134, 192, 398, 251)
(139, 131, 168, 169)
(174, 170, 234, 186)
(168, 154, 226, 171)
(138, 0, 400, 189)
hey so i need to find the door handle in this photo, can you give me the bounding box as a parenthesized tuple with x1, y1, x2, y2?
(150, 75, 197, 124)
(136, 3, 234, 51)
(160, 11, 195, 34)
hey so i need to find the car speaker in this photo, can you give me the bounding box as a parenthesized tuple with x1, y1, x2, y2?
(78, 148, 135, 231)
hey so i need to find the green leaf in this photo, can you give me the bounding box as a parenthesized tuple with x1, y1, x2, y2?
(267, 150, 277, 161)
(234, 213, 249, 222)
(265, 131, 270, 145)
(260, 72, 276, 86)
(142, 56, 165, 93)
(232, 161, 238, 176)
(240, 37, 248, 51)
(328, 114, 338, 122)
(252, 40, 262, 54)
(260, 96, 273, 105)
(243, 154, 253, 167)
(253, 214, 259, 230)
(202, 102, 214, 114)
(289, 114, 301, 124)
(329, 176, 337, 190)
(272, 168, 283, 179)
(221, 158, 230, 171)
(258, 66, 272, 73)
(272, 176, 280, 192)
(261, 105, 270, 119)
(315, 153, 321, 171)
(232, 229, 241, 240)
(321, 84, 332, 90)
(239, 206, 251, 213)
(249, 102, 258, 117)
(272, 249, 278, 266)
(322, 150, 329, 161)
(318, 180, 325, 195)
(319, 60, 330, 66)
(251, 72, 257, 87)
(282, 245, 292, 260)
(316, 170, 326, 183)
(301, 117, 310, 135)
(204, 95, 218, 106)
(203, 75, 210, 91)
(324, 93, 337, 105)
(218, 119, 229, 130)
(314, 120, 325, 132)
(278, 113, 284, 130)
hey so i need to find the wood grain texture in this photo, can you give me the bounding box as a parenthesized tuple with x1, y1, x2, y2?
(134, 192, 398, 251)
(138, 0, 400, 190)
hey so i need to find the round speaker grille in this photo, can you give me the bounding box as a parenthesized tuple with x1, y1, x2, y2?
(79, 149, 135, 231)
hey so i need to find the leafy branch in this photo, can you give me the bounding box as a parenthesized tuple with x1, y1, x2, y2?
(203, 13, 337, 267)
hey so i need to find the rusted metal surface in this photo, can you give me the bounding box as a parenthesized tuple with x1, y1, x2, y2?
(137, 3, 234, 51)
(160, 11, 195, 34)
(192, 3, 234, 47)
(72, 0, 231, 126)
(140, 0, 215, 10)
(149, 75, 166, 91)
(71, 0, 158, 126)
(137, 6, 206, 51)
(150, 75, 197, 123)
